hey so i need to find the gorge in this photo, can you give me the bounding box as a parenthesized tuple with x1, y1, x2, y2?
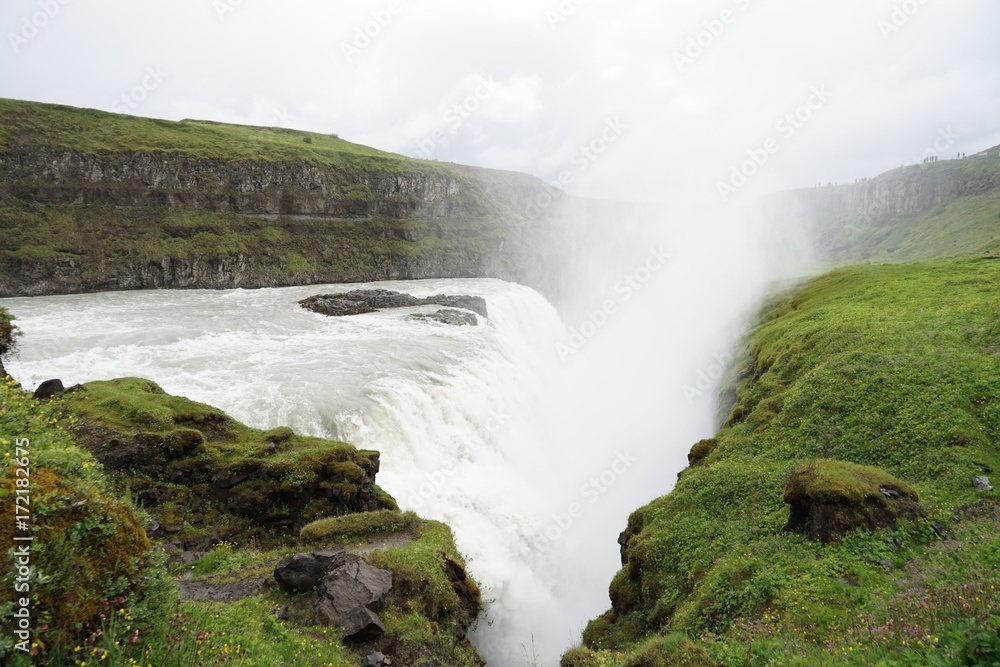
(1, 97, 999, 667)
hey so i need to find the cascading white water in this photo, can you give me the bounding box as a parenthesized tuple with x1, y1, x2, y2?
(1, 222, 777, 666)
(1, 278, 581, 665)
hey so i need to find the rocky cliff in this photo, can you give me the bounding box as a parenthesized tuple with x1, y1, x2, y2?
(764, 154, 1000, 262)
(0, 98, 565, 298)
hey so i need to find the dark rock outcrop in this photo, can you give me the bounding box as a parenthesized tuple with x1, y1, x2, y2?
(33, 378, 64, 399)
(783, 460, 923, 543)
(363, 652, 391, 667)
(687, 438, 717, 467)
(300, 290, 488, 319)
(314, 554, 393, 642)
(274, 550, 348, 593)
(338, 606, 386, 643)
(408, 309, 479, 326)
(0, 99, 571, 300)
(66, 379, 391, 547)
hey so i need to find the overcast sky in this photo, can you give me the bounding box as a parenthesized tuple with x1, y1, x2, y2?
(2, 0, 999, 203)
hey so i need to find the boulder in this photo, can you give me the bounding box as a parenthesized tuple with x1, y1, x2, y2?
(362, 651, 391, 666)
(274, 550, 349, 593)
(300, 289, 488, 319)
(339, 606, 385, 643)
(34, 378, 65, 399)
(408, 309, 479, 326)
(974, 476, 994, 492)
(687, 438, 718, 467)
(783, 459, 922, 543)
(314, 554, 392, 631)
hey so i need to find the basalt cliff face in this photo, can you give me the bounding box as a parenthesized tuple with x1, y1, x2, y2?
(0, 99, 565, 298)
(764, 154, 1000, 262)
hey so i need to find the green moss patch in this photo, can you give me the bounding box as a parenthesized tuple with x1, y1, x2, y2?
(783, 459, 922, 543)
(63, 377, 394, 546)
(300, 510, 416, 545)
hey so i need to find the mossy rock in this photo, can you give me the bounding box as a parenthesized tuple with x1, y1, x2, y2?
(64, 378, 397, 545)
(783, 459, 923, 543)
(687, 439, 717, 467)
(264, 426, 294, 444)
(561, 647, 600, 667)
(162, 428, 206, 455)
(365, 520, 482, 628)
(300, 509, 414, 544)
(0, 467, 155, 650)
(621, 634, 720, 667)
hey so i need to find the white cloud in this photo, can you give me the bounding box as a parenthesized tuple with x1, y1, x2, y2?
(0, 0, 997, 201)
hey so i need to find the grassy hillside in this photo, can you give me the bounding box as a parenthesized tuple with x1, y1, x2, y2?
(831, 185, 1000, 263)
(0, 98, 450, 175)
(835, 157, 1000, 263)
(567, 257, 1000, 666)
(769, 156, 1000, 267)
(0, 98, 557, 298)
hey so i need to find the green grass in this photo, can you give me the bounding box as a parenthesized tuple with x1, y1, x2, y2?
(835, 186, 1000, 263)
(803, 158, 1000, 265)
(178, 515, 484, 667)
(0, 98, 431, 174)
(783, 459, 918, 507)
(575, 257, 1000, 666)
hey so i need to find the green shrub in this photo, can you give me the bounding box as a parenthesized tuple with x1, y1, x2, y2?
(0, 381, 171, 661)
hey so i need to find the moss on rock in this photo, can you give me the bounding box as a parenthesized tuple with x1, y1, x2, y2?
(300, 510, 415, 544)
(0, 381, 168, 658)
(63, 378, 397, 546)
(687, 439, 718, 467)
(783, 459, 922, 543)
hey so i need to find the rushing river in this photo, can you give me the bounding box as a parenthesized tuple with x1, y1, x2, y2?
(1, 272, 746, 665)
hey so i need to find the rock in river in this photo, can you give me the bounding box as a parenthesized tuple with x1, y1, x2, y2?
(299, 289, 488, 319)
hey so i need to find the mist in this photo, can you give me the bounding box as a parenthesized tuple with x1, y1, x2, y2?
(3, 0, 1000, 665)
